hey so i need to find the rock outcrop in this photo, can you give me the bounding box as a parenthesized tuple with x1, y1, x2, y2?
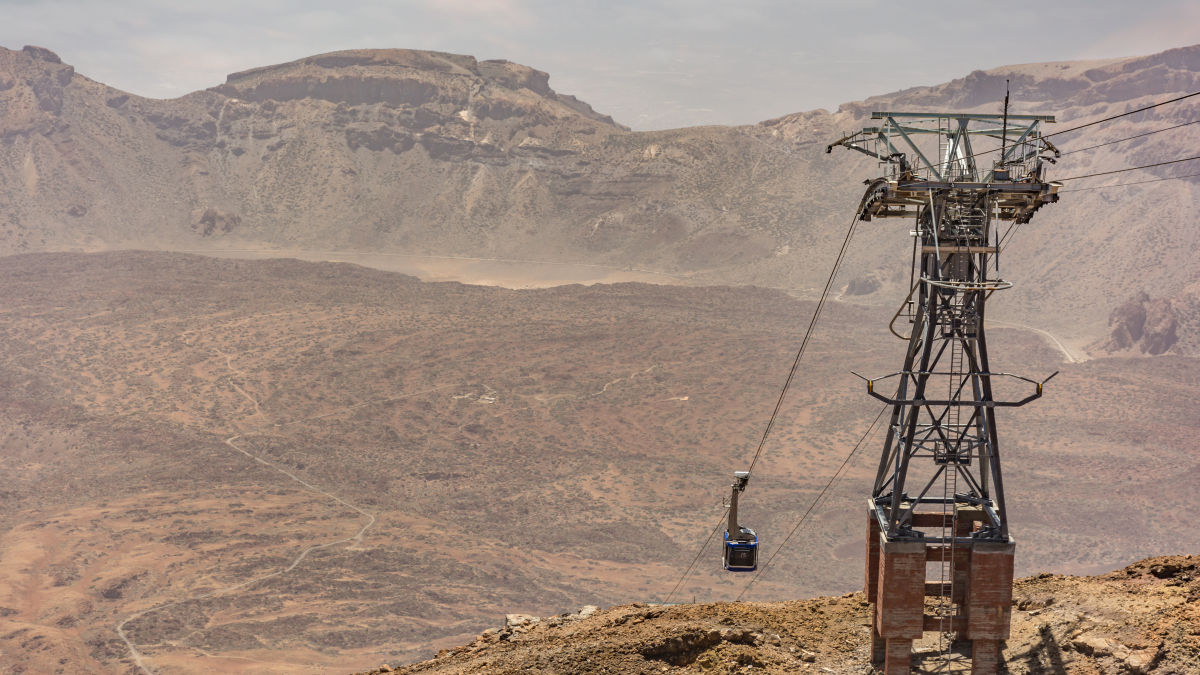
(1097, 291, 1180, 355)
(360, 556, 1200, 675)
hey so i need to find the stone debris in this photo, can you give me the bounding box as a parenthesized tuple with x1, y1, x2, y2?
(504, 613, 538, 629)
(1071, 632, 1116, 656)
(355, 555, 1200, 675)
(1070, 634, 1164, 674)
(576, 604, 600, 619)
(1124, 644, 1163, 674)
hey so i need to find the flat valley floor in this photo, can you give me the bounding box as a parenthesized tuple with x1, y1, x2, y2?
(2, 252, 1198, 673)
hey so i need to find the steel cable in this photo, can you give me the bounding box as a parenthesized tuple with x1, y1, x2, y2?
(1002, 163, 1200, 251)
(744, 211, 862, 476)
(734, 405, 887, 602)
(1043, 91, 1200, 140)
(1054, 154, 1200, 182)
(662, 210, 862, 603)
(1057, 170, 1200, 192)
(662, 513, 727, 604)
(1056, 119, 1199, 156)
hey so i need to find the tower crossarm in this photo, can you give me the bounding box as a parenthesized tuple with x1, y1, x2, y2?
(827, 111, 1060, 219)
(858, 370, 1052, 408)
(854, 179, 1061, 223)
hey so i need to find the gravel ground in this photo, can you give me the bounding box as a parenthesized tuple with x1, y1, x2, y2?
(355, 555, 1200, 674)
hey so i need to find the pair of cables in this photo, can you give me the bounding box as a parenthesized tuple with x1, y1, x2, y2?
(663, 207, 862, 603)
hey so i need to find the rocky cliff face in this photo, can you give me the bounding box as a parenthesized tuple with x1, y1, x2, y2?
(0, 45, 635, 254)
(830, 45, 1200, 117)
(0, 46, 75, 129)
(213, 49, 622, 131)
(1097, 292, 1180, 355)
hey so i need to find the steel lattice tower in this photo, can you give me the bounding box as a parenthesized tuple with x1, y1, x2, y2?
(830, 111, 1059, 674)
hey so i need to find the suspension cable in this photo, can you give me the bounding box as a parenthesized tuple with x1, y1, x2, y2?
(1001, 153, 1200, 251)
(1055, 154, 1200, 182)
(1056, 119, 1198, 156)
(745, 212, 862, 476)
(1001, 164, 1200, 251)
(998, 220, 1023, 251)
(1044, 91, 1200, 140)
(735, 404, 888, 601)
(663, 512, 726, 604)
(1058, 170, 1200, 192)
(662, 210, 862, 603)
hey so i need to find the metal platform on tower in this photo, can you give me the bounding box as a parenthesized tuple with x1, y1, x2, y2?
(829, 109, 1060, 674)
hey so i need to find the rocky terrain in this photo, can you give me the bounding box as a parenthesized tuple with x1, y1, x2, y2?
(0, 252, 1197, 673)
(1, 43, 1199, 351)
(360, 555, 1200, 675)
(1094, 291, 1186, 356)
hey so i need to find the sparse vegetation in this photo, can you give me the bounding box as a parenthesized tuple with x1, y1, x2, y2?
(0, 252, 1198, 673)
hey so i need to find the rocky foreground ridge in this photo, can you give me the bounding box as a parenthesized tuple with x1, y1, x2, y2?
(354, 556, 1200, 674)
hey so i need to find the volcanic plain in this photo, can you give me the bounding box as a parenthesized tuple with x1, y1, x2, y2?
(1, 252, 1198, 673)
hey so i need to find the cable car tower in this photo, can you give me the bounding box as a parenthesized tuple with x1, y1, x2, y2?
(829, 110, 1059, 674)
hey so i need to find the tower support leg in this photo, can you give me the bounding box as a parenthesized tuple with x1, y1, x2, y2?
(871, 531, 925, 673)
(864, 503, 1015, 674)
(884, 638, 914, 675)
(870, 626, 886, 665)
(865, 510, 880, 603)
(965, 539, 1015, 674)
(865, 511, 885, 663)
(972, 639, 1001, 672)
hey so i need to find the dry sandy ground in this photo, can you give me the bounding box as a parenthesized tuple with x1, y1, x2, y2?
(3, 252, 1198, 673)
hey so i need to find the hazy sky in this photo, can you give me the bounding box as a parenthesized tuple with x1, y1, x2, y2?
(3, 0, 1198, 130)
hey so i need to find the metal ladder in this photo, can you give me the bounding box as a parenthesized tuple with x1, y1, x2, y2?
(934, 300, 965, 669)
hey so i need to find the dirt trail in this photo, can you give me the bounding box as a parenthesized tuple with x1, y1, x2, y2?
(991, 319, 1087, 364)
(595, 364, 659, 397)
(222, 434, 377, 547)
(116, 352, 379, 674)
(215, 348, 265, 419)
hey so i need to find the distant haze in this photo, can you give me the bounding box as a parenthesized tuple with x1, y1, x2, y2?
(2, 0, 1198, 129)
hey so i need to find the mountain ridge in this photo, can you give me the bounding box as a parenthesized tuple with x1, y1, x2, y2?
(3, 42, 1199, 353)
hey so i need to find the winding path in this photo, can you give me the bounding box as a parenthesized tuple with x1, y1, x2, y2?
(990, 319, 1086, 364)
(116, 354, 378, 674)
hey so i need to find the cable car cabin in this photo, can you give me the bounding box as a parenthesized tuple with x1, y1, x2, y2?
(724, 527, 758, 572)
(723, 470, 758, 572)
